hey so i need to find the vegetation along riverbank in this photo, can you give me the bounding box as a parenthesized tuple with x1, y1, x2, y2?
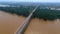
(0, 6, 60, 20)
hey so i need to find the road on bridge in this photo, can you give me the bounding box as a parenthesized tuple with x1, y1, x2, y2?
(15, 6, 39, 34)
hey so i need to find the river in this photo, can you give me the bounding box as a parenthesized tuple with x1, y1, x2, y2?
(0, 11, 26, 34)
(24, 18, 60, 34)
(0, 11, 60, 34)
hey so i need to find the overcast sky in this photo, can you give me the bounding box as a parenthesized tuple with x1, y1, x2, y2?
(0, 0, 60, 2)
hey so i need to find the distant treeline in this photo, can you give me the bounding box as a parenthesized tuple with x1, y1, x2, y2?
(0, 6, 35, 17)
(33, 7, 60, 20)
(0, 6, 60, 20)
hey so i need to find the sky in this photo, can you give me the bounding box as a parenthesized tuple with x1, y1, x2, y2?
(0, 0, 60, 2)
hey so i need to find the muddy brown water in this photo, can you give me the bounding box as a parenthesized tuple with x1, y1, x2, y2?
(24, 18, 60, 34)
(0, 11, 26, 34)
(0, 11, 60, 34)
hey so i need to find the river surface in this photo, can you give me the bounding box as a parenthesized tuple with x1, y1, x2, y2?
(0, 11, 26, 34)
(24, 18, 60, 34)
(0, 11, 60, 34)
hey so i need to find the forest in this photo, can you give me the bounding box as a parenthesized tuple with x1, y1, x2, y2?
(0, 6, 60, 20)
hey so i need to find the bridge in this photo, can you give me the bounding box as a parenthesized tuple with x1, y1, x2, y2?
(15, 6, 39, 34)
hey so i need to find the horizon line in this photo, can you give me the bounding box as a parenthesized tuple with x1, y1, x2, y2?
(0, 1, 60, 3)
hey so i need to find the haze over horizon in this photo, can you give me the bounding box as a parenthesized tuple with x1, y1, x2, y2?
(0, 0, 60, 3)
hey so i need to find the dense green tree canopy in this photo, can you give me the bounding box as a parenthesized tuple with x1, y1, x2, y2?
(0, 6, 60, 20)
